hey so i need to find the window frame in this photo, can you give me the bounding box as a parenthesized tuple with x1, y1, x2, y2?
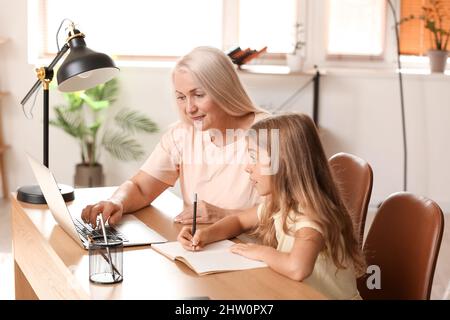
(32, 0, 305, 64)
(30, 0, 423, 72)
(324, 0, 388, 61)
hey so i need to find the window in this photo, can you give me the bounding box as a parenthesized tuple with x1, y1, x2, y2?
(42, 0, 223, 58)
(32, 0, 301, 61)
(238, 0, 298, 53)
(400, 0, 450, 55)
(326, 0, 387, 58)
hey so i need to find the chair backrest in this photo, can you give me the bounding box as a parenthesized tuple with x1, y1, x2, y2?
(357, 192, 444, 300)
(329, 152, 373, 248)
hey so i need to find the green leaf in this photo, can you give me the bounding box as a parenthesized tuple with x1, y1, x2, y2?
(100, 78, 119, 103)
(50, 106, 86, 138)
(85, 78, 119, 103)
(101, 129, 145, 161)
(84, 85, 103, 101)
(79, 92, 110, 111)
(114, 108, 159, 134)
(88, 121, 102, 135)
(64, 92, 84, 111)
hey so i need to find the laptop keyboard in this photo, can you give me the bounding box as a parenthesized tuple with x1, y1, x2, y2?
(74, 218, 128, 242)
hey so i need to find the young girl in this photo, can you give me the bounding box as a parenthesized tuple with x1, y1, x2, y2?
(177, 113, 366, 300)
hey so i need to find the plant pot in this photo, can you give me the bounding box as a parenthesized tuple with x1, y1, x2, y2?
(286, 53, 304, 72)
(74, 163, 104, 188)
(427, 50, 449, 73)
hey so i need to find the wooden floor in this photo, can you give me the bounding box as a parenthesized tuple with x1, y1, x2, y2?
(1, 199, 449, 300)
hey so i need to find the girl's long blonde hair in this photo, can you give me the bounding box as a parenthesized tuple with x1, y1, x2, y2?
(173, 46, 261, 116)
(251, 113, 366, 276)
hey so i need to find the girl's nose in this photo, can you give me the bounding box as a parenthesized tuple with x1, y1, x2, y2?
(245, 163, 252, 173)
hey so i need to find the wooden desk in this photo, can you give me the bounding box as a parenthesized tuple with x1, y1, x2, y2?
(11, 187, 325, 300)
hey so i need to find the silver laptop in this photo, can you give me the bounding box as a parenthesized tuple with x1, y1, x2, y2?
(27, 154, 167, 249)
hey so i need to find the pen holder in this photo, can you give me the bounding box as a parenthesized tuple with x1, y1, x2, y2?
(89, 235, 123, 284)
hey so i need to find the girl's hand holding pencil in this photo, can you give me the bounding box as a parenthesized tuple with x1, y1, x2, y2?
(177, 227, 209, 251)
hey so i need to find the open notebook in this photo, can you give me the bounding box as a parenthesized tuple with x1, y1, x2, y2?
(152, 240, 267, 275)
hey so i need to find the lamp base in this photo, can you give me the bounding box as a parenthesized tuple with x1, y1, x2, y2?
(17, 184, 75, 204)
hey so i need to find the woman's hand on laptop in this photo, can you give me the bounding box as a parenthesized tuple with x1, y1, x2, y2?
(81, 199, 124, 228)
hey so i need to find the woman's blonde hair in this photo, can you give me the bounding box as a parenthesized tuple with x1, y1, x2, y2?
(251, 113, 366, 276)
(173, 46, 261, 116)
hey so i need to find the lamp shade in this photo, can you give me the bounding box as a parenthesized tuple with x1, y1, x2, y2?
(57, 33, 119, 92)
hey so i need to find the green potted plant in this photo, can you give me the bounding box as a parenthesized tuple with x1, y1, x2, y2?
(50, 78, 158, 187)
(286, 22, 306, 72)
(400, 0, 450, 72)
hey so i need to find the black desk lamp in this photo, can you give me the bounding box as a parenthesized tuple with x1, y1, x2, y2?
(17, 21, 119, 204)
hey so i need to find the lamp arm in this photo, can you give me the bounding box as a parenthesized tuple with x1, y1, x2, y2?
(20, 43, 70, 106)
(48, 43, 70, 70)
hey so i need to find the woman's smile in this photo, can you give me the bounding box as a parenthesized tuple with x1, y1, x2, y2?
(191, 115, 206, 121)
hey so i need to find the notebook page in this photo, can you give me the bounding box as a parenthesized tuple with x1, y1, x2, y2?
(152, 239, 236, 260)
(152, 240, 267, 274)
(182, 249, 267, 274)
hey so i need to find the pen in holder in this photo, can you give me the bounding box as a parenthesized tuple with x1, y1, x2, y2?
(88, 234, 123, 284)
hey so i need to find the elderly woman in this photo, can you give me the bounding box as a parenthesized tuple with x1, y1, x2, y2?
(81, 46, 269, 227)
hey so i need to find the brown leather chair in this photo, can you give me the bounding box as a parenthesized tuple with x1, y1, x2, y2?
(358, 192, 444, 300)
(329, 152, 373, 248)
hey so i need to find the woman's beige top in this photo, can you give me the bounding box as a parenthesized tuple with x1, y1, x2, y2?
(257, 203, 362, 300)
(141, 112, 269, 208)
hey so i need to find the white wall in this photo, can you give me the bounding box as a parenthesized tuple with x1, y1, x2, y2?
(1, 0, 449, 211)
